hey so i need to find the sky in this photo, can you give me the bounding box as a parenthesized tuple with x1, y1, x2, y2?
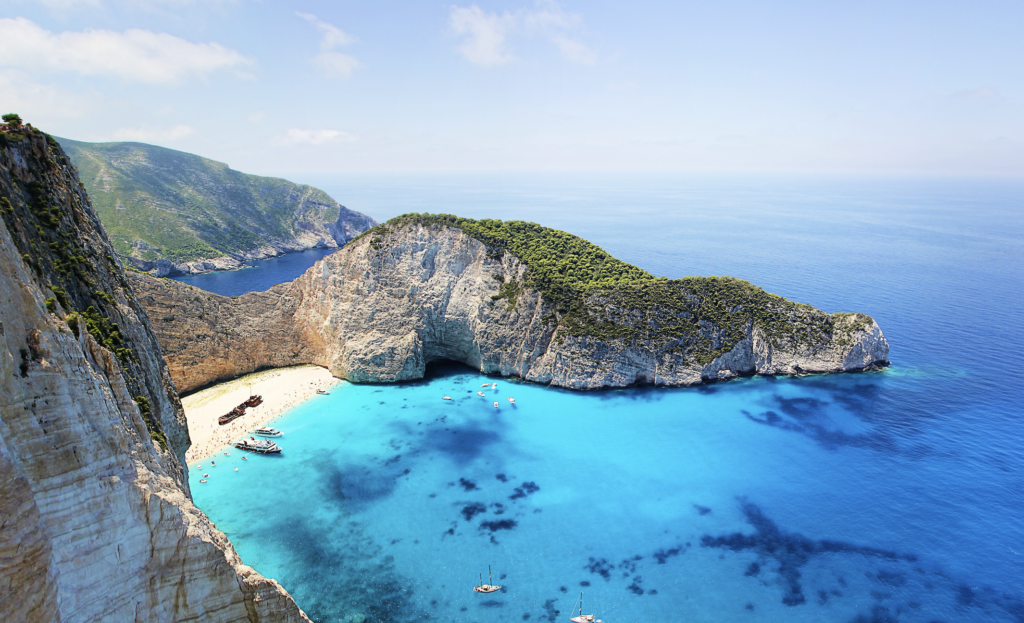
(0, 0, 1021, 177)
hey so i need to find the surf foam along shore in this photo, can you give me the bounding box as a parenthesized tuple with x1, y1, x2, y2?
(183, 364, 339, 462)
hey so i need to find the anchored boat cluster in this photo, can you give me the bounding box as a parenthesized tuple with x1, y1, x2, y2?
(474, 566, 600, 622)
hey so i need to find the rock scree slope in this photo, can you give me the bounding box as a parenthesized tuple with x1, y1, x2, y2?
(0, 119, 310, 622)
(134, 213, 889, 394)
(58, 137, 376, 276)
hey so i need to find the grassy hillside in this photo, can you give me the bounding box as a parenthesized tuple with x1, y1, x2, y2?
(366, 214, 874, 364)
(57, 138, 371, 264)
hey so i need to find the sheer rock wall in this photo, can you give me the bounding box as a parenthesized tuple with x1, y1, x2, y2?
(0, 127, 309, 623)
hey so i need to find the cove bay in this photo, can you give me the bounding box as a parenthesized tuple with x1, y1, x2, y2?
(186, 173, 1024, 622)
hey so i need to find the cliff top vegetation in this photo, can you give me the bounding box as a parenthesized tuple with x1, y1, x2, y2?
(362, 213, 875, 365)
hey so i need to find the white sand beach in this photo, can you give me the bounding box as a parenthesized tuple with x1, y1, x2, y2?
(182, 364, 340, 462)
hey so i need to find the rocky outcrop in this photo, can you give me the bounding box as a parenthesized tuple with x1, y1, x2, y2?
(133, 218, 888, 394)
(0, 124, 309, 622)
(57, 137, 377, 276)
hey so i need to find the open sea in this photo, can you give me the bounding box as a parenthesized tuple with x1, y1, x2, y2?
(187, 173, 1024, 622)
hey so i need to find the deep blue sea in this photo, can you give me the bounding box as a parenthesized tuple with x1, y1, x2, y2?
(171, 248, 337, 296)
(188, 173, 1024, 622)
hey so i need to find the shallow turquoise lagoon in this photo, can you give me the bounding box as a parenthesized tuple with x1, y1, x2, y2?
(189, 174, 1024, 622)
(190, 363, 1021, 623)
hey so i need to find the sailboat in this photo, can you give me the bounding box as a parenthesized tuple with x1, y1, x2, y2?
(569, 592, 601, 622)
(472, 565, 501, 593)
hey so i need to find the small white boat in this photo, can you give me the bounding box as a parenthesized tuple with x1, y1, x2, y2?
(481, 383, 491, 388)
(477, 391, 486, 397)
(493, 401, 499, 408)
(507, 397, 515, 404)
(569, 592, 601, 623)
(491, 382, 497, 389)
(316, 389, 329, 395)
(234, 438, 282, 454)
(473, 565, 502, 594)
(443, 396, 452, 401)
(254, 426, 282, 437)
(199, 479, 207, 483)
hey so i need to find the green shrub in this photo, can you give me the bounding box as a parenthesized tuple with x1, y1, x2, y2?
(65, 312, 80, 337)
(369, 214, 846, 362)
(45, 297, 57, 313)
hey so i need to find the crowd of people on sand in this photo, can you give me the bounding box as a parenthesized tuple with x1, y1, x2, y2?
(184, 368, 338, 463)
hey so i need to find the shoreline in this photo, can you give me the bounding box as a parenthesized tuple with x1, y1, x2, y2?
(182, 364, 340, 463)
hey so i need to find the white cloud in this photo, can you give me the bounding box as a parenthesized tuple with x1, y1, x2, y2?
(275, 128, 358, 146)
(112, 124, 196, 141)
(296, 12, 360, 80)
(27, 0, 238, 8)
(952, 86, 999, 101)
(449, 0, 595, 67)
(450, 5, 517, 66)
(0, 17, 253, 84)
(313, 52, 360, 80)
(0, 68, 102, 121)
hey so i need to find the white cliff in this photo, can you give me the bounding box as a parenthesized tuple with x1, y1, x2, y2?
(0, 125, 309, 622)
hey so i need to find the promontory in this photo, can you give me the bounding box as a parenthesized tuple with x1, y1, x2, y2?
(133, 214, 890, 394)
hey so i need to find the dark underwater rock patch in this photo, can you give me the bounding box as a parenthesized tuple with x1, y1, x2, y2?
(701, 499, 917, 607)
(460, 502, 487, 521)
(459, 477, 479, 491)
(542, 598, 560, 622)
(619, 555, 642, 573)
(480, 519, 517, 532)
(586, 557, 613, 580)
(510, 481, 540, 500)
(653, 546, 683, 565)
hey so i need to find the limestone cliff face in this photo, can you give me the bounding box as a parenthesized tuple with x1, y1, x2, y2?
(0, 126, 309, 622)
(135, 220, 888, 394)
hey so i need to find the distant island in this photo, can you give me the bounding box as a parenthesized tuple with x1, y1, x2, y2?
(135, 213, 890, 393)
(57, 137, 376, 276)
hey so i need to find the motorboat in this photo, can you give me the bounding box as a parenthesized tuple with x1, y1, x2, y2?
(493, 401, 499, 408)
(477, 391, 486, 397)
(481, 383, 491, 387)
(491, 382, 497, 389)
(507, 397, 515, 404)
(473, 565, 502, 593)
(316, 389, 329, 395)
(234, 438, 282, 454)
(443, 396, 452, 401)
(254, 426, 282, 437)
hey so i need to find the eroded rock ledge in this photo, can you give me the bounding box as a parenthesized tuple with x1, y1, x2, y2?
(133, 215, 888, 394)
(0, 125, 309, 622)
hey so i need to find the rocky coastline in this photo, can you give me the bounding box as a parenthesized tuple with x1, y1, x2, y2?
(133, 216, 889, 394)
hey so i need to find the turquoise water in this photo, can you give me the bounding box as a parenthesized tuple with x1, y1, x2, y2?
(189, 174, 1024, 622)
